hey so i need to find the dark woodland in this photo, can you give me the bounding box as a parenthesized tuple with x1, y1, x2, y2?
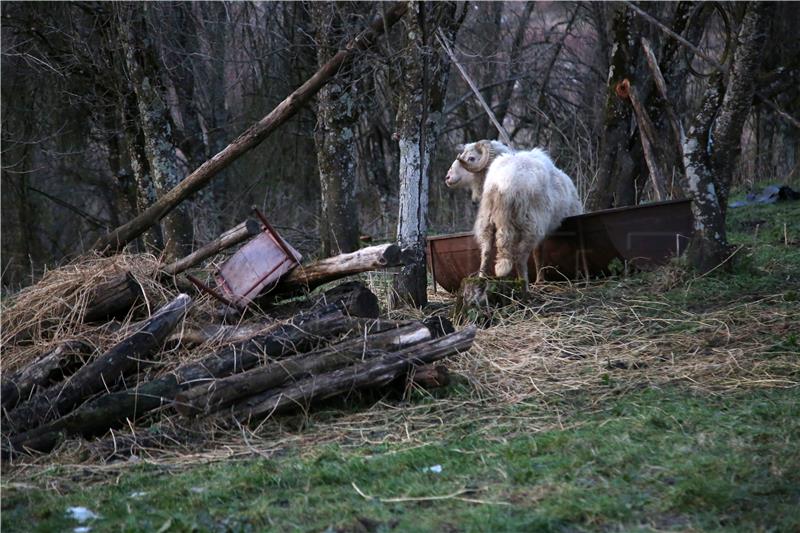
(2, 1, 797, 290)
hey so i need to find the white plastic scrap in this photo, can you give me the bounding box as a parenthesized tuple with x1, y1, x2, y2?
(424, 464, 443, 474)
(66, 507, 98, 523)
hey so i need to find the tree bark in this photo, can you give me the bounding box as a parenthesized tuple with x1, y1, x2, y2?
(116, 3, 194, 260)
(1, 340, 94, 409)
(312, 2, 361, 257)
(231, 326, 476, 422)
(175, 321, 432, 416)
(5, 294, 191, 434)
(273, 243, 402, 296)
(628, 85, 669, 201)
(682, 3, 771, 272)
(587, 3, 637, 211)
(83, 271, 143, 322)
(392, 1, 463, 308)
(92, 2, 409, 255)
(160, 218, 261, 276)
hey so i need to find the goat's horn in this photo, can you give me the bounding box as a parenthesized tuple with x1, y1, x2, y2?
(461, 140, 495, 173)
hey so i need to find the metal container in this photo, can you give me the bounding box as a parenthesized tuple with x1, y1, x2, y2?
(426, 199, 693, 293)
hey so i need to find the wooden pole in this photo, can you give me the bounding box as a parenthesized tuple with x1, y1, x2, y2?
(436, 29, 513, 146)
(161, 219, 261, 276)
(92, 2, 409, 255)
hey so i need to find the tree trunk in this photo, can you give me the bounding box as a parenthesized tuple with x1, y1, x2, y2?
(117, 3, 194, 260)
(312, 2, 360, 256)
(5, 294, 191, 434)
(92, 2, 409, 255)
(232, 326, 476, 422)
(682, 3, 771, 272)
(587, 4, 637, 211)
(392, 1, 463, 308)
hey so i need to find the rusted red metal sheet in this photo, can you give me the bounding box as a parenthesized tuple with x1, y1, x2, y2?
(427, 199, 693, 293)
(214, 211, 302, 307)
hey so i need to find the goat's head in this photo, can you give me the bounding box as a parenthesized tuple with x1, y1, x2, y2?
(445, 140, 497, 204)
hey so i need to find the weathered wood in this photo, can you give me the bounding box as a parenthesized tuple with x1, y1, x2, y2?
(5, 294, 191, 434)
(174, 321, 432, 416)
(166, 321, 277, 349)
(274, 243, 403, 295)
(232, 326, 477, 422)
(269, 280, 381, 319)
(1, 340, 94, 409)
(628, 84, 669, 201)
(4, 305, 355, 452)
(83, 271, 143, 322)
(92, 3, 409, 255)
(161, 219, 261, 276)
(640, 37, 685, 156)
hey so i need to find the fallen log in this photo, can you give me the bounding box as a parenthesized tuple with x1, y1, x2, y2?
(166, 321, 278, 349)
(267, 280, 381, 319)
(161, 218, 261, 276)
(232, 326, 477, 422)
(1, 340, 94, 409)
(5, 294, 191, 434)
(92, 2, 409, 255)
(4, 304, 356, 453)
(272, 243, 403, 296)
(174, 321, 433, 416)
(84, 271, 143, 322)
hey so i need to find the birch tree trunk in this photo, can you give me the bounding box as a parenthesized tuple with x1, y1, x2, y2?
(392, 1, 464, 308)
(681, 2, 771, 272)
(311, 2, 360, 256)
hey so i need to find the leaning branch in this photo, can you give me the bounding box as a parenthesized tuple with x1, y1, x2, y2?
(624, 1, 800, 130)
(92, 2, 409, 254)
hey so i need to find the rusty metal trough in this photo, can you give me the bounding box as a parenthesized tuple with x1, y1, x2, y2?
(426, 199, 694, 293)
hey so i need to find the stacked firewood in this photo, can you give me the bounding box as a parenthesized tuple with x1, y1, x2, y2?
(1, 260, 475, 458)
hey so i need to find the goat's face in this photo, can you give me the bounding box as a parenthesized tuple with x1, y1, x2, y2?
(444, 157, 479, 190)
(445, 142, 492, 204)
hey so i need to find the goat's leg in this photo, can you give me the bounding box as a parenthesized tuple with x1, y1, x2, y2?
(514, 241, 533, 290)
(533, 245, 544, 284)
(475, 223, 495, 278)
(494, 227, 516, 278)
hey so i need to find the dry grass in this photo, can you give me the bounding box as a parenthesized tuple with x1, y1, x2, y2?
(2, 259, 798, 480)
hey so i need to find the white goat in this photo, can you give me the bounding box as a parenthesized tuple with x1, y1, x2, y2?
(445, 140, 583, 285)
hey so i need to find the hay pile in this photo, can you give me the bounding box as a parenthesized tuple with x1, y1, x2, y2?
(2, 258, 797, 473)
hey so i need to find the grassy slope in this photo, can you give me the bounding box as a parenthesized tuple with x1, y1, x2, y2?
(3, 200, 799, 533)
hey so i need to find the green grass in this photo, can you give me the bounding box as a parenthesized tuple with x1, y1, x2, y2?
(3, 200, 799, 532)
(3, 387, 799, 532)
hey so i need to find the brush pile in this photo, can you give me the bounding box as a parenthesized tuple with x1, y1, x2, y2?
(1, 247, 475, 458)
